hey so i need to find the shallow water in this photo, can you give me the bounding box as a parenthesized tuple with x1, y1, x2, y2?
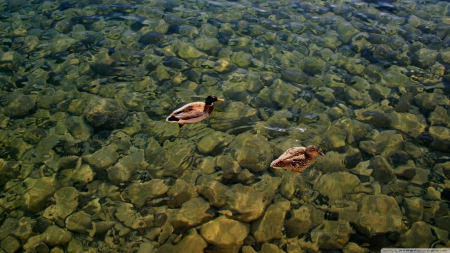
(0, 0, 450, 252)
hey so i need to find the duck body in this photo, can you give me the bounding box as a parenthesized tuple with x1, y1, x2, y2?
(166, 95, 223, 127)
(270, 145, 324, 173)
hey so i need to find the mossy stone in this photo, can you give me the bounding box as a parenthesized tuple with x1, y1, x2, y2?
(1, 235, 20, 253)
(200, 216, 249, 249)
(41, 225, 72, 246)
(23, 128, 47, 144)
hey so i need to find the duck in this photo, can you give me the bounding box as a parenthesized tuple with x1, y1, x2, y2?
(270, 145, 324, 173)
(166, 95, 224, 128)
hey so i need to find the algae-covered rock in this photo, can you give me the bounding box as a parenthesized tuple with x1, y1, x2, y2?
(156, 228, 207, 253)
(122, 179, 169, 209)
(66, 116, 93, 141)
(229, 132, 272, 173)
(1, 93, 35, 118)
(375, 130, 404, 156)
(71, 163, 95, 187)
(199, 180, 229, 208)
(82, 144, 119, 171)
(41, 225, 72, 246)
(167, 197, 214, 228)
(83, 97, 128, 129)
(200, 216, 249, 251)
(387, 112, 427, 138)
(368, 156, 395, 183)
(281, 69, 309, 84)
(23, 175, 58, 212)
(65, 211, 92, 234)
(354, 195, 402, 237)
(285, 204, 325, 238)
(231, 51, 253, 68)
(43, 187, 79, 226)
(251, 202, 289, 243)
(397, 221, 436, 248)
(414, 92, 449, 111)
(178, 43, 205, 59)
(167, 179, 198, 208)
(1, 235, 21, 253)
(313, 172, 361, 202)
(197, 131, 233, 155)
(310, 220, 353, 250)
(223, 178, 277, 222)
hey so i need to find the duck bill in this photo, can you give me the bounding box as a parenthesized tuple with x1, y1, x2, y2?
(317, 151, 324, 156)
(217, 98, 225, 102)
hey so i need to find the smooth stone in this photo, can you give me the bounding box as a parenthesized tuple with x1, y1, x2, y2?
(310, 220, 353, 249)
(23, 175, 58, 212)
(429, 106, 450, 126)
(403, 197, 424, 222)
(314, 172, 361, 202)
(43, 187, 79, 226)
(0, 235, 21, 253)
(156, 229, 207, 253)
(375, 130, 404, 156)
(215, 154, 242, 180)
(281, 69, 309, 84)
(354, 195, 402, 237)
(66, 116, 93, 141)
(139, 31, 164, 44)
(71, 163, 95, 187)
(412, 48, 439, 69)
(302, 57, 326, 75)
(279, 171, 299, 199)
(355, 109, 390, 127)
(122, 179, 169, 209)
(197, 131, 233, 154)
(194, 37, 222, 55)
(167, 197, 214, 228)
(414, 93, 449, 111)
(200, 216, 249, 251)
(251, 202, 289, 243)
(198, 180, 229, 208)
(41, 225, 72, 246)
(397, 222, 436, 247)
(1, 93, 35, 118)
(223, 176, 279, 222)
(178, 43, 205, 59)
(359, 140, 378, 154)
(167, 179, 199, 208)
(231, 51, 252, 68)
(229, 132, 272, 173)
(369, 156, 395, 183)
(82, 145, 119, 171)
(83, 97, 128, 129)
(65, 211, 92, 234)
(428, 126, 450, 152)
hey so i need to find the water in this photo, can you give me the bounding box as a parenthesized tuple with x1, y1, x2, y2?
(0, 0, 450, 252)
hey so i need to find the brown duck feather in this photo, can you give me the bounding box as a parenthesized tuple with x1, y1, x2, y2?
(270, 145, 324, 173)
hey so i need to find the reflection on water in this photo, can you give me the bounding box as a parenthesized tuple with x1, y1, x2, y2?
(0, 0, 450, 251)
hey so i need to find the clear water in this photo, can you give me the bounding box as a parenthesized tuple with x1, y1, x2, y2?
(0, 0, 450, 252)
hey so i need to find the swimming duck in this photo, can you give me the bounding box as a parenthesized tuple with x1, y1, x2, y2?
(166, 95, 224, 128)
(270, 145, 324, 173)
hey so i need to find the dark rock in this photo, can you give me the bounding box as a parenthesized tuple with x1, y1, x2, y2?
(83, 97, 128, 129)
(369, 156, 395, 183)
(139, 31, 164, 44)
(1, 93, 35, 118)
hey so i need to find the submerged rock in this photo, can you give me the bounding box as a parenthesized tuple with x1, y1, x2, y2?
(229, 132, 272, 173)
(83, 97, 128, 129)
(200, 216, 249, 251)
(167, 197, 214, 228)
(122, 179, 169, 209)
(156, 228, 207, 253)
(354, 195, 402, 237)
(41, 225, 72, 246)
(1, 93, 35, 118)
(251, 201, 289, 243)
(397, 221, 436, 247)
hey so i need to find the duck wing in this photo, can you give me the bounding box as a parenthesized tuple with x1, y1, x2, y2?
(277, 147, 307, 161)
